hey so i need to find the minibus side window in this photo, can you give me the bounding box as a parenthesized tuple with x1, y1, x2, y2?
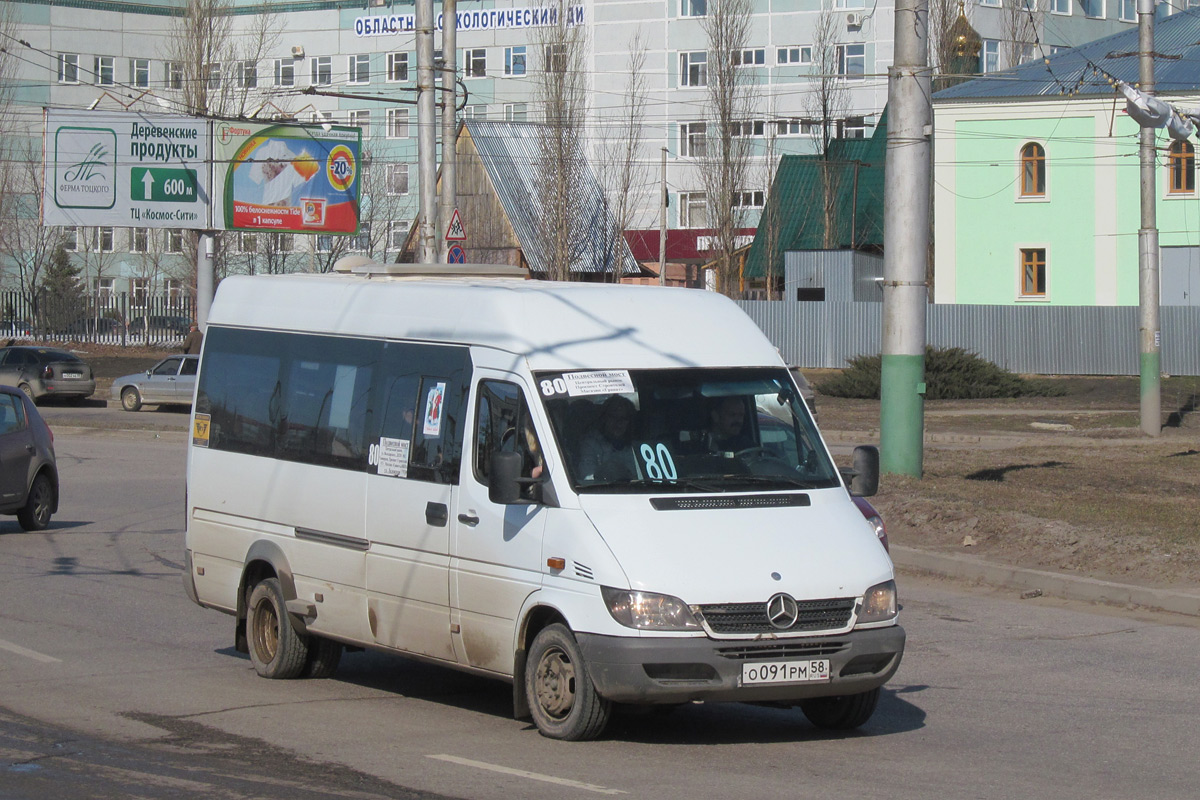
(473, 380, 543, 487)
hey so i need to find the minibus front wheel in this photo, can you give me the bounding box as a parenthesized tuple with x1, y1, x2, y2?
(247, 578, 308, 679)
(526, 624, 611, 741)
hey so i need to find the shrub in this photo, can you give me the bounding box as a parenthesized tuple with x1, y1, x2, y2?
(816, 347, 1066, 399)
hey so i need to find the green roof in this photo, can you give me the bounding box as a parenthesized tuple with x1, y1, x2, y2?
(743, 115, 886, 280)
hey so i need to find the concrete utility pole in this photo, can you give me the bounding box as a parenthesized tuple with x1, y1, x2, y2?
(1137, 0, 1162, 436)
(195, 232, 213, 329)
(880, 0, 931, 477)
(416, 0, 438, 263)
(439, 0, 457, 262)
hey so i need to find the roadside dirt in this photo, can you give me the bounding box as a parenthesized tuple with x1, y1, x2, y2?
(807, 371, 1200, 592)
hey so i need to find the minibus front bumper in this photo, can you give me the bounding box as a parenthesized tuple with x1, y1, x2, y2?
(576, 625, 905, 704)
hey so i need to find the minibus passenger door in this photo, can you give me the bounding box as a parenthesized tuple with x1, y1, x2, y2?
(451, 375, 548, 675)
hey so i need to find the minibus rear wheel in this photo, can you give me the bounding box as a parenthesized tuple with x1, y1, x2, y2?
(246, 578, 308, 679)
(526, 624, 611, 741)
(799, 687, 880, 730)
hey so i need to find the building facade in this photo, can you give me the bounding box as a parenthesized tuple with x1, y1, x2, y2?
(3, 0, 1145, 297)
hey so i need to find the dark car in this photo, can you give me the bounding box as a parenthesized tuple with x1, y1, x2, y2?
(0, 346, 96, 403)
(110, 354, 198, 411)
(0, 385, 58, 530)
(129, 315, 191, 338)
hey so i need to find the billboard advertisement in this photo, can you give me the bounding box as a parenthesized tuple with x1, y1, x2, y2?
(42, 110, 210, 229)
(212, 122, 361, 234)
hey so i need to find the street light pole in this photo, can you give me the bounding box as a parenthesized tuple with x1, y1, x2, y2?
(416, 0, 438, 263)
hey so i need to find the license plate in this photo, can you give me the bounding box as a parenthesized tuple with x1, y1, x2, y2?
(742, 659, 830, 685)
(62, 372, 82, 379)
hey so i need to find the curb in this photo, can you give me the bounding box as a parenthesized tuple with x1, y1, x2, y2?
(891, 544, 1200, 617)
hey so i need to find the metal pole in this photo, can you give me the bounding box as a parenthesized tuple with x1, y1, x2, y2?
(658, 147, 668, 286)
(195, 231, 213, 329)
(416, 0, 438, 263)
(880, 0, 931, 477)
(1138, 0, 1161, 436)
(439, 0, 457, 263)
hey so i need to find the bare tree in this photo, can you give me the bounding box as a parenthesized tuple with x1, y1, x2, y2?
(0, 142, 69, 317)
(1003, 0, 1043, 71)
(807, 5, 850, 249)
(594, 32, 649, 283)
(699, 0, 754, 295)
(533, 1, 589, 281)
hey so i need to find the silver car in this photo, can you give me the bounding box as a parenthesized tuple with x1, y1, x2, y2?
(111, 355, 199, 412)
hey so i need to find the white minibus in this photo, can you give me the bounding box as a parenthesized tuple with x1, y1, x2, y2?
(183, 263, 904, 741)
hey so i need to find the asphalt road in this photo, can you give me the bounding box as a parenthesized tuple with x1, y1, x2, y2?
(0, 420, 1197, 799)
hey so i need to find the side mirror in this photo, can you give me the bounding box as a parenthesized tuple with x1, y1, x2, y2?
(145, 370, 153, 377)
(849, 445, 879, 497)
(488, 451, 524, 505)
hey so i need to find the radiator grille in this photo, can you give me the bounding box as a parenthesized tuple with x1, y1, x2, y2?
(697, 598, 855, 634)
(716, 641, 849, 661)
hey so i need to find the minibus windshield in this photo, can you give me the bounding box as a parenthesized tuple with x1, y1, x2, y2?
(535, 367, 840, 493)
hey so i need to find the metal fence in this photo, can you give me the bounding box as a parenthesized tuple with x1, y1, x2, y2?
(736, 301, 1200, 377)
(1, 291, 195, 348)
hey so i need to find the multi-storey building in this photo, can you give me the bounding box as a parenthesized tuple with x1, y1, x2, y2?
(2, 0, 1144, 296)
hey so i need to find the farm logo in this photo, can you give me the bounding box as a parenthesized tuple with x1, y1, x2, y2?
(54, 127, 116, 209)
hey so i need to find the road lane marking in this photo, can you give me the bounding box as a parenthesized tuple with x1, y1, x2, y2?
(427, 754, 627, 795)
(0, 638, 60, 663)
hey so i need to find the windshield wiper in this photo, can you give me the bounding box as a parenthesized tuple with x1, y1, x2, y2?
(580, 477, 723, 493)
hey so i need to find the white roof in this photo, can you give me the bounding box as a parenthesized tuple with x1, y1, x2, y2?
(208, 271, 783, 372)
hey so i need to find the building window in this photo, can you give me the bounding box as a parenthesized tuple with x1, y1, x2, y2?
(167, 229, 184, 253)
(836, 44, 865, 79)
(349, 54, 370, 84)
(206, 62, 222, 90)
(1019, 44, 1037, 65)
(268, 233, 295, 252)
(505, 46, 527, 76)
(58, 53, 80, 84)
(311, 109, 334, 125)
(777, 46, 812, 65)
(96, 277, 115, 303)
(90, 227, 115, 253)
(1020, 248, 1047, 298)
(680, 121, 707, 157)
(735, 49, 766, 67)
(544, 43, 567, 73)
(680, 51, 708, 87)
(979, 0, 1001, 6)
(1020, 142, 1046, 197)
(835, 0, 865, 7)
(311, 56, 332, 86)
(387, 163, 410, 195)
(315, 235, 334, 253)
(838, 116, 867, 139)
(94, 56, 115, 86)
(681, 0, 707, 16)
(387, 52, 409, 82)
(389, 220, 410, 250)
(981, 40, 1000, 74)
(274, 59, 295, 87)
(1120, 0, 1136, 20)
(386, 108, 410, 138)
(505, 103, 527, 122)
(1051, 0, 1070, 11)
(130, 228, 149, 253)
(166, 279, 183, 302)
(130, 58, 150, 88)
(1080, 0, 1105, 17)
(235, 60, 257, 89)
(132, 278, 150, 307)
(463, 104, 487, 120)
(349, 109, 371, 138)
(732, 120, 766, 137)
(166, 61, 183, 90)
(349, 222, 371, 252)
(776, 119, 820, 136)
(733, 191, 765, 209)
(680, 192, 708, 228)
(465, 48, 487, 78)
(63, 227, 79, 252)
(1168, 140, 1195, 194)
(238, 231, 258, 253)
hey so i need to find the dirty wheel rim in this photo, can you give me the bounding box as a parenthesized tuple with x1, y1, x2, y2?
(251, 596, 280, 664)
(121, 389, 139, 410)
(534, 645, 576, 721)
(30, 480, 51, 526)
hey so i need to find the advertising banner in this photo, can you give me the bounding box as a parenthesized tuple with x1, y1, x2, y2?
(213, 122, 361, 234)
(42, 110, 210, 229)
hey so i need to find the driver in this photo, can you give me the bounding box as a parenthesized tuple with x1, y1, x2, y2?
(705, 396, 750, 455)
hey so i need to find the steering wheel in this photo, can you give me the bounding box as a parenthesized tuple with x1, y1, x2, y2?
(734, 446, 765, 459)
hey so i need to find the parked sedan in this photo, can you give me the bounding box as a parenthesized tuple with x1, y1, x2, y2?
(0, 346, 96, 403)
(0, 385, 58, 530)
(111, 354, 198, 411)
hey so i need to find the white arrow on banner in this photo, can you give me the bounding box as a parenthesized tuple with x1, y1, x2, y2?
(142, 171, 154, 196)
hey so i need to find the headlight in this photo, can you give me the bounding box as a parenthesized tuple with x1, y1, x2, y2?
(601, 587, 701, 631)
(856, 579, 898, 625)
